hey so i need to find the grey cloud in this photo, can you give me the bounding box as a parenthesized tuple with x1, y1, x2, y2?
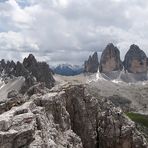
(0, 0, 148, 65)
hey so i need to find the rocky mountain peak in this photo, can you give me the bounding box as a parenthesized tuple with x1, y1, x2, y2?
(0, 59, 6, 68)
(130, 44, 139, 49)
(84, 52, 99, 73)
(124, 44, 147, 73)
(0, 54, 55, 93)
(106, 42, 115, 48)
(99, 43, 123, 73)
(92, 51, 98, 60)
(22, 54, 55, 90)
(23, 54, 37, 68)
(27, 54, 36, 61)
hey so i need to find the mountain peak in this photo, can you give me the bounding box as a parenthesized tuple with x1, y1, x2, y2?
(124, 45, 147, 73)
(99, 44, 122, 73)
(84, 52, 99, 73)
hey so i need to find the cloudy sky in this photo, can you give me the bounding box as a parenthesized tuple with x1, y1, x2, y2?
(0, 0, 148, 65)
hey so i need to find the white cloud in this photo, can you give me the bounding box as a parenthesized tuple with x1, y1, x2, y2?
(0, 0, 148, 65)
(0, 31, 39, 51)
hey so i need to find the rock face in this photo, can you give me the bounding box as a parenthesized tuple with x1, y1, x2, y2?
(0, 84, 83, 148)
(124, 44, 148, 73)
(84, 52, 99, 73)
(23, 54, 55, 88)
(99, 43, 123, 73)
(0, 54, 55, 93)
(0, 83, 147, 148)
(65, 85, 147, 148)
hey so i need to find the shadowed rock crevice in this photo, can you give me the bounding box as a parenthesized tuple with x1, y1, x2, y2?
(0, 84, 147, 148)
(64, 85, 147, 148)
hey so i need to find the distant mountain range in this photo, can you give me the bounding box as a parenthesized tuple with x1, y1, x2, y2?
(53, 64, 84, 76)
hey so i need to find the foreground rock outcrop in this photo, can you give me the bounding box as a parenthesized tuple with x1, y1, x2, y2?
(99, 43, 123, 73)
(0, 83, 147, 148)
(0, 83, 83, 148)
(124, 44, 148, 74)
(84, 52, 99, 73)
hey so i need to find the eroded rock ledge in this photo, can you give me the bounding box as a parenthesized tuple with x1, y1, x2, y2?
(0, 83, 147, 148)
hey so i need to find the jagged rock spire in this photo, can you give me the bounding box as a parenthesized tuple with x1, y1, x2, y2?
(123, 44, 148, 73)
(84, 52, 99, 73)
(99, 43, 123, 73)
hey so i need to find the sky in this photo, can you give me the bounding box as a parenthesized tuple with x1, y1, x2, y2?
(0, 0, 148, 66)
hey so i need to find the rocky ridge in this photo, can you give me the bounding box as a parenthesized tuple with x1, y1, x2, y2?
(0, 82, 147, 148)
(0, 54, 55, 93)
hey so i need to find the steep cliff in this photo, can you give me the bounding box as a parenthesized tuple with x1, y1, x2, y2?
(124, 44, 148, 73)
(99, 43, 123, 73)
(84, 52, 99, 73)
(0, 83, 147, 148)
(0, 54, 55, 93)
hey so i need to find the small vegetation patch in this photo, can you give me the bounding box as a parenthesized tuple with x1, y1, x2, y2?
(126, 112, 148, 128)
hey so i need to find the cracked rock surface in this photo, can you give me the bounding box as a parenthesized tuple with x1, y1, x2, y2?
(0, 83, 147, 148)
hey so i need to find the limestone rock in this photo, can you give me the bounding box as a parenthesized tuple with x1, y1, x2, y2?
(0, 90, 25, 114)
(23, 54, 55, 89)
(124, 44, 148, 73)
(99, 43, 123, 73)
(15, 61, 29, 77)
(0, 82, 147, 148)
(64, 85, 147, 148)
(0, 54, 55, 93)
(0, 86, 83, 148)
(84, 52, 99, 73)
(0, 60, 16, 77)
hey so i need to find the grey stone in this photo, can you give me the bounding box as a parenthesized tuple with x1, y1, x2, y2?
(99, 43, 123, 73)
(0, 82, 147, 148)
(124, 44, 148, 74)
(84, 52, 99, 73)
